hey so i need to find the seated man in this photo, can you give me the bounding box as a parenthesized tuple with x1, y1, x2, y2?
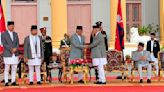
(132, 42, 152, 83)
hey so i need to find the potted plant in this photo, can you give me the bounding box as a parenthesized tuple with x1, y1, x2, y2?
(70, 59, 88, 68)
(138, 23, 160, 36)
(147, 24, 160, 33)
(138, 26, 150, 36)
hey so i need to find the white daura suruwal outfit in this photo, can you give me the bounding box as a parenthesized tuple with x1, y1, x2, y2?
(24, 35, 44, 82)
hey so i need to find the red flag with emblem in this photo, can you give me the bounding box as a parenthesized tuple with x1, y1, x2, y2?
(0, 0, 6, 52)
(115, 0, 125, 51)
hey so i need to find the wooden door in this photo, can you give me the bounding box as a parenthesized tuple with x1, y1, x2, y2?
(67, 1, 91, 43)
(11, 3, 37, 44)
(126, 0, 142, 42)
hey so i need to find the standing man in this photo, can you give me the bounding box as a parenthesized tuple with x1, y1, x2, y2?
(132, 42, 152, 83)
(89, 26, 99, 81)
(24, 25, 44, 85)
(1, 21, 19, 86)
(87, 25, 107, 84)
(146, 33, 160, 76)
(96, 21, 108, 51)
(70, 26, 85, 83)
(40, 27, 52, 80)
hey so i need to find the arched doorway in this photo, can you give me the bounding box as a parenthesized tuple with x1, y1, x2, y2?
(126, 0, 142, 42)
(67, 0, 91, 43)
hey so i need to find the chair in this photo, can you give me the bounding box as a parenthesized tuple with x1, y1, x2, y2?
(60, 47, 71, 82)
(60, 47, 89, 84)
(47, 53, 62, 83)
(69, 62, 89, 84)
(21, 62, 47, 84)
(0, 55, 4, 74)
(106, 50, 126, 80)
(158, 51, 164, 81)
(83, 48, 94, 81)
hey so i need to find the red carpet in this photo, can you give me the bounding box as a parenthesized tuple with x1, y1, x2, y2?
(1, 86, 164, 92)
(1, 77, 164, 92)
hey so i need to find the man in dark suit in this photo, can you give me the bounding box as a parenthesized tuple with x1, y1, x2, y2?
(1, 21, 19, 86)
(40, 27, 52, 80)
(146, 33, 160, 76)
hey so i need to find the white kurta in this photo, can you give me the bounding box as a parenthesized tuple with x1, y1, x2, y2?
(28, 35, 42, 66)
(150, 40, 158, 63)
(4, 54, 19, 65)
(151, 53, 158, 63)
(92, 58, 107, 82)
(27, 58, 41, 66)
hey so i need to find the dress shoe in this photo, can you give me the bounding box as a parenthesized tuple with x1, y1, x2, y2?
(101, 82, 107, 84)
(5, 83, 9, 86)
(29, 82, 33, 85)
(95, 81, 106, 84)
(37, 81, 42, 85)
(147, 79, 151, 83)
(94, 81, 102, 84)
(140, 79, 143, 83)
(11, 82, 19, 86)
(78, 80, 84, 83)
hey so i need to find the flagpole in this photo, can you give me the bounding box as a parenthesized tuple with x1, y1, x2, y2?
(115, 0, 126, 79)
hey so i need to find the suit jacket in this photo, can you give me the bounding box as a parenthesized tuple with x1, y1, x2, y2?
(42, 36, 52, 60)
(146, 40, 160, 58)
(70, 34, 85, 60)
(132, 50, 152, 66)
(89, 32, 106, 58)
(24, 35, 44, 59)
(90, 31, 108, 51)
(1, 31, 19, 57)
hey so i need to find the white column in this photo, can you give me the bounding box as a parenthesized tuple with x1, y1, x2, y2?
(37, 0, 52, 37)
(141, 0, 159, 26)
(91, 0, 110, 39)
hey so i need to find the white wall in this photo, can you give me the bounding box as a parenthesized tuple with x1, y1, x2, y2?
(38, 0, 52, 37)
(6, 0, 11, 22)
(91, 0, 110, 39)
(142, 0, 159, 26)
